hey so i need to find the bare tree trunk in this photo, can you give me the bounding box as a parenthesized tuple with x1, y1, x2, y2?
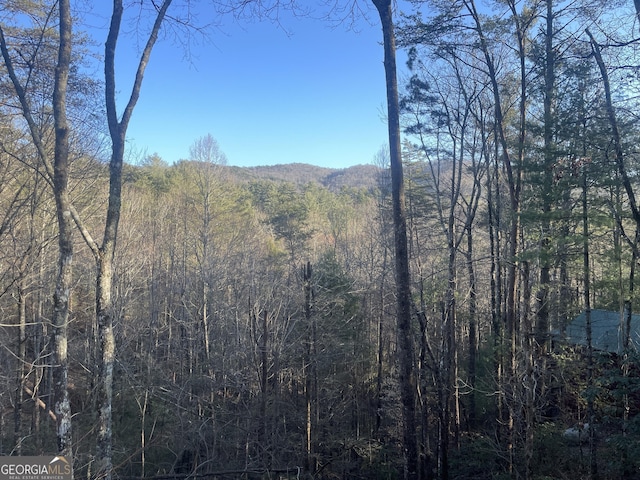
(440, 246, 456, 480)
(621, 228, 639, 476)
(303, 262, 316, 474)
(260, 309, 269, 463)
(465, 227, 477, 429)
(375, 248, 388, 435)
(487, 129, 505, 444)
(581, 165, 598, 479)
(522, 261, 534, 480)
(1, 0, 74, 461)
(51, 0, 74, 462)
(14, 279, 27, 455)
(465, 2, 529, 471)
(34, 255, 46, 453)
(136, 389, 149, 479)
(371, 1, 418, 478)
(587, 29, 640, 227)
(51, 177, 73, 462)
(1, 0, 173, 474)
(89, 3, 174, 478)
(586, 29, 640, 476)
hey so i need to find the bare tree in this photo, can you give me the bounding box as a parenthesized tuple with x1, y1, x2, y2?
(95, 2, 173, 478)
(0, 0, 74, 463)
(370, 1, 418, 478)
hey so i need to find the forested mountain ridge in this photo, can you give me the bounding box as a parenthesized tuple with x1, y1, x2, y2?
(224, 162, 382, 191)
(4, 1, 640, 480)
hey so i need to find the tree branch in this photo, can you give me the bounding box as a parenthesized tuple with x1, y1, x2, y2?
(586, 27, 640, 227)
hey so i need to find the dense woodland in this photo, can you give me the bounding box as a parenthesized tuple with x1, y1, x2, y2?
(2, 0, 640, 479)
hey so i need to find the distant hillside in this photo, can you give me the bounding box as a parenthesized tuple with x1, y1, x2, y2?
(225, 163, 382, 192)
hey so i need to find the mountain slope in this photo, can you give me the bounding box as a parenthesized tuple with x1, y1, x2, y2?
(225, 163, 382, 191)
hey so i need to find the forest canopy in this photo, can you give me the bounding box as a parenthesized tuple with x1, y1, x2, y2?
(2, 1, 640, 480)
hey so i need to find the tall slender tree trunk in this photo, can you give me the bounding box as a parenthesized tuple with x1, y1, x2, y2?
(466, 2, 528, 472)
(508, 5, 528, 473)
(34, 251, 46, 453)
(487, 130, 505, 444)
(303, 262, 316, 474)
(582, 166, 598, 479)
(466, 226, 478, 428)
(0, 8, 73, 461)
(375, 248, 388, 435)
(587, 28, 640, 475)
(260, 309, 269, 465)
(440, 243, 456, 480)
(587, 29, 640, 228)
(51, 0, 74, 462)
(14, 279, 27, 455)
(371, 1, 418, 478)
(95, 250, 116, 479)
(621, 229, 639, 476)
(91, 3, 173, 478)
(522, 261, 535, 480)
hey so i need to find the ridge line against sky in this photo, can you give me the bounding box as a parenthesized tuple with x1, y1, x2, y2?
(82, 1, 409, 169)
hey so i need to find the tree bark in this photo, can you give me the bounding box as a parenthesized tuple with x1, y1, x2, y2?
(582, 165, 598, 479)
(487, 123, 505, 445)
(0, 2, 73, 462)
(92, 3, 173, 478)
(52, 0, 74, 462)
(465, 1, 528, 471)
(371, 1, 418, 478)
(465, 226, 477, 428)
(587, 28, 640, 230)
(14, 279, 27, 455)
(303, 262, 316, 474)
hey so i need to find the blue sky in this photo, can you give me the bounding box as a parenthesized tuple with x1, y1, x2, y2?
(83, 2, 401, 169)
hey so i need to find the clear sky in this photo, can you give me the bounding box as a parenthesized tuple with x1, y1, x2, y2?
(83, 2, 399, 169)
